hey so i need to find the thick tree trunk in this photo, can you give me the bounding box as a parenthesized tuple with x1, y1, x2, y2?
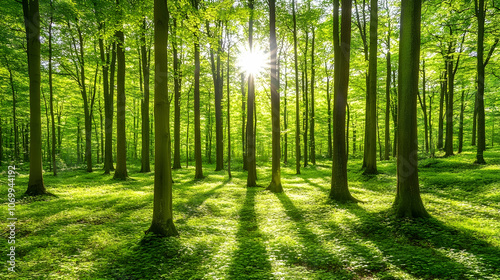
(147, 0, 178, 236)
(363, 0, 378, 174)
(394, 0, 429, 218)
(113, 13, 127, 180)
(23, 0, 47, 195)
(292, 0, 300, 174)
(247, 0, 257, 187)
(330, 0, 358, 202)
(266, 0, 282, 193)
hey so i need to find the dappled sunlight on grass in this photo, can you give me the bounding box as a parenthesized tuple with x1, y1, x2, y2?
(1, 148, 499, 279)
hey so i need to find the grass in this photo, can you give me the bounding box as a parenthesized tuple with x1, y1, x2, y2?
(1, 146, 499, 279)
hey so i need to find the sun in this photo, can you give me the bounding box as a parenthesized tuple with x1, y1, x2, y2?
(237, 47, 267, 76)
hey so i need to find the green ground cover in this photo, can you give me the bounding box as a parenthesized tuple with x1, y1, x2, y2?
(1, 147, 499, 279)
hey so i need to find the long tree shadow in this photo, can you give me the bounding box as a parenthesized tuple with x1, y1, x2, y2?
(275, 192, 357, 278)
(227, 187, 273, 280)
(174, 178, 231, 224)
(87, 234, 216, 279)
(340, 204, 500, 279)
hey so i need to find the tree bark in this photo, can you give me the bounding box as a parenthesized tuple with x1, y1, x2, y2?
(310, 28, 316, 165)
(292, 0, 300, 174)
(458, 90, 465, 153)
(266, 0, 282, 193)
(113, 2, 128, 180)
(147, 0, 178, 236)
(363, 0, 378, 174)
(140, 17, 151, 172)
(394, 0, 429, 218)
(247, 0, 257, 187)
(330, 0, 358, 202)
(445, 57, 454, 157)
(23, 0, 47, 195)
(438, 70, 446, 150)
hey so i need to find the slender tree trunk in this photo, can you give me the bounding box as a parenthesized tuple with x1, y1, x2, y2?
(247, 0, 257, 187)
(140, 17, 151, 172)
(49, 2, 56, 175)
(113, 4, 128, 179)
(194, 36, 203, 179)
(445, 57, 454, 157)
(394, 0, 429, 218)
(384, 16, 391, 161)
(267, 0, 282, 192)
(104, 41, 116, 173)
(284, 57, 288, 164)
(472, 93, 477, 146)
(438, 70, 446, 149)
(310, 28, 316, 165)
(4, 56, 19, 161)
(226, 24, 232, 178)
(429, 90, 435, 157)
(241, 72, 247, 170)
(292, 0, 300, 174)
(326, 63, 332, 159)
(458, 90, 465, 153)
(363, 0, 378, 174)
(186, 86, 190, 168)
(330, 0, 357, 202)
(23, 0, 47, 195)
(303, 32, 308, 168)
(172, 18, 182, 170)
(422, 60, 429, 153)
(392, 70, 398, 158)
(147, 0, 178, 236)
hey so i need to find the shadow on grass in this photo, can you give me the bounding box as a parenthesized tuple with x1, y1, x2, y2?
(340, 204, 500, 279)
(88, 234, 214, 279)
(275, 192, 357, 278)
(227, 187, 273, 280)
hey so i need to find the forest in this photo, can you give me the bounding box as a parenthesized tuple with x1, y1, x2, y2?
(1, 0, 499, 279)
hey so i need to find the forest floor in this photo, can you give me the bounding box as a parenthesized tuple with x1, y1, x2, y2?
(1, 147, 500, 279)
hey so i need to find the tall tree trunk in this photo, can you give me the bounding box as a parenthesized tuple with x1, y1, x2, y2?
(49, 2, 56, 174)
(147, 0, 178, 236)
(472, 93, 477, 146)
(172, 18, 182, 170)
(247, 0, 257, 187)
(458, 90, 465, 153)
(475, 0, 498, 163)
(241, 72, 247, 170)
(384, 10, 391, 161)
(140, 17, 151, 172)
(104, 41, 116, 173)
(23, 0, 46, 195)
(310, 28, 316, 165)
(194, 36, 203, 179)
(326, 63, 332, 159)
(267, 0, 282, 193)
(292, 0, 300, 174)
(363, 0, 378, 174)
(438, 70, 446, 149)
(445, 57, 454, 157)
(394, 0, 429, 218)
(303, 32, 308, 168)
(429, 90, 435, 157)
(4, 56, 19, 161)
(226, 24, 232, 178)
(114, 3, 128, 180)
(330, 0, 358, 202)
(392, 70, 398, 158)
(284, 57, 288, 164)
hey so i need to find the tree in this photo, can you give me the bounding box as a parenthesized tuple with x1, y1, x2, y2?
(146, 0, 178, 237)
(266, 0, 282, 193)
(23, 0, 47, 196)
(292, 0, 300, 175)
(394, 0, 429, 218)
(246, 0, 257, 187)
(191, 0, 203, 180)
(330, 0, 358, 202)
(363, 0, 378, 174)
(113, 0, 128, 180)
(309, 28, 316, 165)
(475, 0, 499, 164)
(140, 16, 151, 173)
